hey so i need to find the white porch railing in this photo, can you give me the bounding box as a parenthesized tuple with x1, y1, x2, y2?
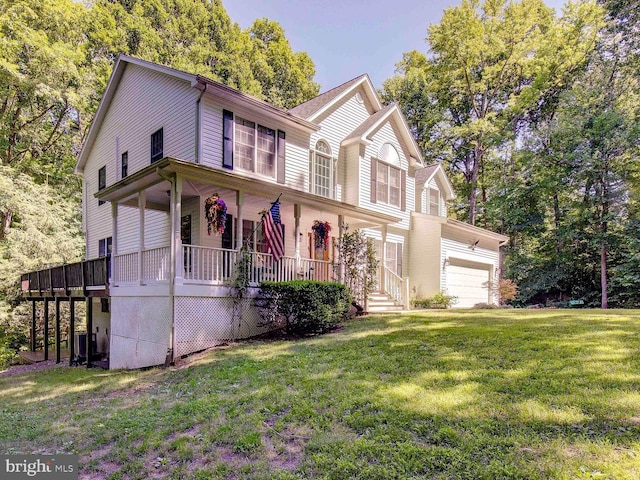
(183, 246, 335, 285)
(142, 246, 170, 283)
(115, 245, 337, 286)
(113, 252, 138, 285)
(382, 265, 409, 309)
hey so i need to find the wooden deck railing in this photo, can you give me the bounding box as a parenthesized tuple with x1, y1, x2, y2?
(20, 257, 109, 296)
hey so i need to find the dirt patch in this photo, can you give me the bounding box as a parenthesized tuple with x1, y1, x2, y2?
(0, 360, 73, 377)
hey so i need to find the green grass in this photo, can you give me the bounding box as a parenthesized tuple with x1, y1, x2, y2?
(1, 310, 640, 479)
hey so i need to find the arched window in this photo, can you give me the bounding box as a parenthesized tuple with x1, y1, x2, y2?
(379, 143, 400, 166)
(310, 140, 333, 198)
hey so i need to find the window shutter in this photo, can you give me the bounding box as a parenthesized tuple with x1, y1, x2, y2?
(333, 157, 338, 198)
(309, 151, 314, 193)
(370, 158, 377, 203)
(277, 130, 286, 184)
(401, 169, 407, 211)
(223, 110, 234, 169)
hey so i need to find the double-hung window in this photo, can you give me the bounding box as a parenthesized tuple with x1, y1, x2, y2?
(121, 151, 128, 178)
(98, 166, 106, 206)
(151, 128, 163, 163)
(310, 140, 333, 198)
(235, 117, 276, 177)
(429, 188, 440, 216)
(98, 237, 112, 257)
(376, 161, 401, 207)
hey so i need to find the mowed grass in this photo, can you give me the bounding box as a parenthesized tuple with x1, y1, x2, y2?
(1, 310, 640, 479)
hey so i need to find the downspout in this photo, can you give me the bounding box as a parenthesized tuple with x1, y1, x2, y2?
(157, 167, 177, 365)
(195, 82, 207, 163)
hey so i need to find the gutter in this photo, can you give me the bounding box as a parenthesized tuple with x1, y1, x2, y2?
(195, 82, 207, 163)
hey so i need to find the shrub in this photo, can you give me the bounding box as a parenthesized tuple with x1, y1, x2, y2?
(412, 292, 458, 309)
(257, 281, 352, 335)
(496, 278, 519, 304)
(473, 302, 498, 309)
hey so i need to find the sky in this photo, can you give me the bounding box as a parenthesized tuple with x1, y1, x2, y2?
(224, 0, 568, 93)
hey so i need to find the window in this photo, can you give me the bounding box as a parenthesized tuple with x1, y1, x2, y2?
(151, 128, 163, 163)
(376, 161, 401, 207)
(235, 117, 276, 177)
(310, 140, 333, 198)
(121, 151, 128, 178)
(429, 188, 440, 216)
(98, 166, 106, 206)
(98, 237, 112, 257)
(223, 111, 285, 181)
(242, 219, 284, 253)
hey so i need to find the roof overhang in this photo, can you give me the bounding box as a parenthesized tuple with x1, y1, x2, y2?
(96, 158, 401, 226)
(417, 164, 456, 200)
(445, 218, 509, 245)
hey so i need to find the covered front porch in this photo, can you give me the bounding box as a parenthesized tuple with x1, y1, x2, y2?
(100, 158, 405, 302)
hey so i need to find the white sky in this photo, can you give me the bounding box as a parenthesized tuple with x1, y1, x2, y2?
(224, 0, 569, 92)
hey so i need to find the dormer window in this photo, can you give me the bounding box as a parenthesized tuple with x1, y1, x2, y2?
(371, 143, 405, 210)
(310, 140, 333, 198)
(429, 187, 440, 216)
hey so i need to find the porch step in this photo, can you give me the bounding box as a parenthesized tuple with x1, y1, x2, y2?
(367, 292, 404, 313)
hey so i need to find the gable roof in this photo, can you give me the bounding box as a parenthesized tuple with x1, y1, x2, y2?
(288, 74, 381, 121)
(342, 103, 424, 168)
(75, 55, 317, 174)
(415, 163, 455, 200)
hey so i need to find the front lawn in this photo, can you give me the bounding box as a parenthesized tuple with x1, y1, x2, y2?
(1, 310, 639, 479)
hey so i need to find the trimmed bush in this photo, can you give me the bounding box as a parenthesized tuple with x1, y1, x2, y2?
(412, 292, 458, 309)
(257, 281, 352, 335)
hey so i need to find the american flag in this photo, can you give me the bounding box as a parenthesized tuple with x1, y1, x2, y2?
(263, 198, 284, 262)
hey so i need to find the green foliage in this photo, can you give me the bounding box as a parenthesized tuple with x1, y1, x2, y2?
(257, 281, 351, 335)
(412, 292, 458, 309)
(334, 227, 379, 305)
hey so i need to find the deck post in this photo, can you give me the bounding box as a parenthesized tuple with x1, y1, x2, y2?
(69, 298, 75, 367)
(43, 299, 49, 361)
(338, 215, 345, 282)
(31, 300, 37, 351)
(86, 297, 93, 368)
(55, 297, 61, 364)
(294, 204, 301, 274)
(235, 191, 244, 250)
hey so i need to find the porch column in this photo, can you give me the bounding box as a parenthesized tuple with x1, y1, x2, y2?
(111, 202, 118, 285)
(30, 300, 36, 351)
(138, 191, 146, 285)
(294, 204, 301, 273)
(69, 298, 75, 367)
(380, 225, 387, 293)
(338, 215, 345, 282)
(55, 297, 61, 364)
(173, 175, 183, 284)
(43, 299, 49, 361)
(235, 191, 244, 249)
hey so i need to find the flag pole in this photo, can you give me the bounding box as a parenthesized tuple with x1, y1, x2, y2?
(242, 194, 283, 248)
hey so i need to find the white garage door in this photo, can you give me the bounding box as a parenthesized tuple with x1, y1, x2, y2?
(445, 260, 491, 308)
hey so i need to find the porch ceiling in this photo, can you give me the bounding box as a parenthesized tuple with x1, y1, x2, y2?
(95, 157, 401, 226)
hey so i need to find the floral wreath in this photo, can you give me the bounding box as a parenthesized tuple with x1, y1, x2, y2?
(311, 220, 331, 249)
(205, 193, 227, 236)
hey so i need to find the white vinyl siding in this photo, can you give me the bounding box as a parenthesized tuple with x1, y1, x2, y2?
(82, 63, 198, 259)
(116, 207, 170, 255)
(361, 122, 413, 230)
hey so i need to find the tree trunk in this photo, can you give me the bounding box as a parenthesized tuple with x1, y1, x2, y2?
(0, 209, 12, 240)
(467, 145, 484, 226)
(601, 242, 608, 309)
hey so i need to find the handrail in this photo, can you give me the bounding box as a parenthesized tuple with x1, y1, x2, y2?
(383, 265, 405, 307)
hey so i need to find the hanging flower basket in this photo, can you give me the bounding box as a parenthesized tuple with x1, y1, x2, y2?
(311, 220, 331, 249)
(205, 193, 227, 236)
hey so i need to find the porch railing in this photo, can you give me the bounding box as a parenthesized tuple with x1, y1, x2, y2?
(142, 246, 170, 283)
(382, 265, 409, 309)
(183, 245, 335, 285)
(20, 257, 109, 295)
(113, 252, 138, 285)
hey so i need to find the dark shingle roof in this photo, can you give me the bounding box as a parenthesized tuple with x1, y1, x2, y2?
(415, 164, 440, 185)
(344, 104, 396, 142)
(288, 75, 367, 119)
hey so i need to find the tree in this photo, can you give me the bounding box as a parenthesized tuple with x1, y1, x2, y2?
(383, 0, 604, 226)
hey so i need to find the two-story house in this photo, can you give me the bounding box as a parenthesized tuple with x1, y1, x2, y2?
(21, 55, 507, 370)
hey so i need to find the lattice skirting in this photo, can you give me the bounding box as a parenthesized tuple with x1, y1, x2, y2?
(174, 296, 271, 358)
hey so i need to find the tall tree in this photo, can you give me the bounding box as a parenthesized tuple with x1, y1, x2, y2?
(383, 0, 603, 225)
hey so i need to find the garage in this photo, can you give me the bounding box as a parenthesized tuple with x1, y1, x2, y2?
(445, 259, 491, 308)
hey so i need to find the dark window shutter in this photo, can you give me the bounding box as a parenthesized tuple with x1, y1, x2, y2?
(401, 169, 407, 211)
(223, 110, 234, 169)
(370, 158, 377, 203)
(277, 130, 286, 184)
(222, 214, 233, 249)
